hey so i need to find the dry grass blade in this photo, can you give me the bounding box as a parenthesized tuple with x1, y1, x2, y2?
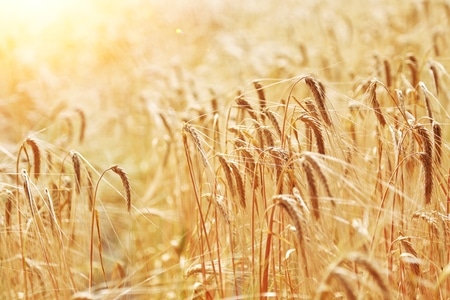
(111, 165, 131, 212)
(304, 76, 332, 126)
(367, 80, 387, 127)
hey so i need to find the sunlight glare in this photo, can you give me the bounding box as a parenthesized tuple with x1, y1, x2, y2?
(1, 0, 85, 30)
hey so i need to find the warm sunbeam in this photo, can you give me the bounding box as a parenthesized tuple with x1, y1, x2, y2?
(1, 0, 83, 27)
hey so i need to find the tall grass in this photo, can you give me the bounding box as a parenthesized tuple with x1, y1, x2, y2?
(0, 0, 449, 299)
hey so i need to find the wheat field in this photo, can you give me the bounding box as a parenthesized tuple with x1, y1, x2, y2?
(0, 0, 449, 299)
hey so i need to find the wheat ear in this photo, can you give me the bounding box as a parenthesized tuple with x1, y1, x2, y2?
(418, 82, 433, 120)
(301, 160, 319, 219)
(70, 151, 82, 194)
(183, 123, 209, 168)
(74, 108, 86, 143)
(25, 138, 41, 180)
(406, 54, 419, 87)
(263, 108, 282, 138)
(302, 153, 334, 206)
(253, 81, 266, 112)
(298, 113, 325, 155)
(399, 237, 421, 277)
(203, 193, 231, 224)
(111, 165, 131, 212)
(304, 76, 332, 126)
(367, 79, 387, 127)
(229, 162, 246, 209)
(273, 195, 309, 277)
(415, 125, 433, 205)
(292, 187, 310, 215)
(217, 154, 235, 197)
(316, 266, 357, 300)
(347, 253, 391, 300)
(4, 189, 14, 233)
(236, 95, 258, 121)
(89, 165, 131, 290)
(429, 61, 440, 95)
(384, 59, 392, 89)
(432, 121, 442, 165)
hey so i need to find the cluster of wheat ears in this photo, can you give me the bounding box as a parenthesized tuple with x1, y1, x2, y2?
(180, 69, 450, 299)
(1, 0, 450, 299)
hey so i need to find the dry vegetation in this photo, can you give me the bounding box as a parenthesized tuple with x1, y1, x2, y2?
(1, 0, 450, 299)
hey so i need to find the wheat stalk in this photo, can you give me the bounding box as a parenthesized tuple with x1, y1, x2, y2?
(22, 169, 36, 220)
